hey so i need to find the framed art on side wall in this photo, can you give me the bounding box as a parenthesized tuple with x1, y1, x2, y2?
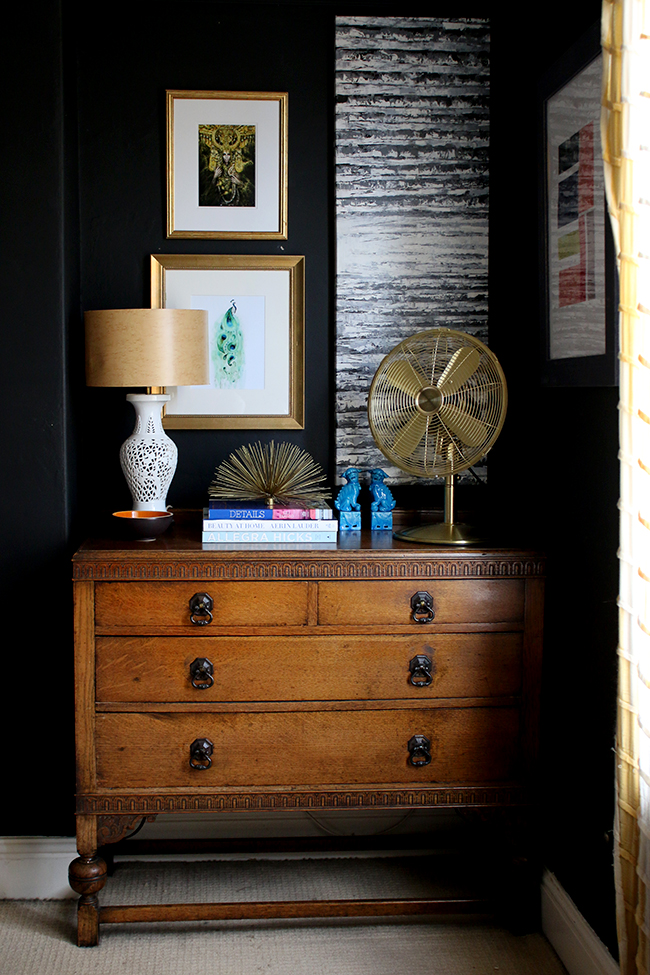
(151, 254, 304, 429)
(166, 90, 288, 239)
(539, 23, 617, 386)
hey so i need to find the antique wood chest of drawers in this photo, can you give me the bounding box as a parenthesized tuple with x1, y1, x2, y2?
(69, 521, 544, 946)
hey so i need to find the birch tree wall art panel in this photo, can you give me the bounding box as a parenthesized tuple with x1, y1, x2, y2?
(335, 17, 490, 481)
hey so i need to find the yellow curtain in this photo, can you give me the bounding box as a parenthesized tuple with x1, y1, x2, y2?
(602, 1, 650, 972)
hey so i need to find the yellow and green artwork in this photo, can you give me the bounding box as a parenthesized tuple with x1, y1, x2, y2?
(198, 124, 255, 208)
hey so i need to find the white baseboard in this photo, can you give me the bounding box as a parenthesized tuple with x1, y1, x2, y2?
(541, 869, 619, 975)
(0, 837, 77, 899)
(0, 812, 448, 900)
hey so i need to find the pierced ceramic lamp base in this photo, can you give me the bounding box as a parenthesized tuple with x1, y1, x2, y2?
(120, 393, 177, 511)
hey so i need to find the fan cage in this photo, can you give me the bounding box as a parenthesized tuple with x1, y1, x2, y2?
(368, 329, 507, 479)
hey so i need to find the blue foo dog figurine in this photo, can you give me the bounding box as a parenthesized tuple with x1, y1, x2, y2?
(369, 468, 395, 530)
(335, 467, 361, 530)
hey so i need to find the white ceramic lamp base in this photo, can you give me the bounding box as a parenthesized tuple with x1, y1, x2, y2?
(119, 393, 177, 511)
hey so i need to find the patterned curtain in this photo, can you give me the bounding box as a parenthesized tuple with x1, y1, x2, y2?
(601, 1, 650, 972)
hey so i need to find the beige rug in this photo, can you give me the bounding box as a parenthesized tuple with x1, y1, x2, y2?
(0, 856, 568, 975)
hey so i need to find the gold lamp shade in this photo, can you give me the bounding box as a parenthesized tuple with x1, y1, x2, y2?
(84, 308, 209, 387)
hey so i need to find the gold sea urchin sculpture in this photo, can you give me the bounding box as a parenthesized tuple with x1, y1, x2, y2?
(209, 441, 331, 508)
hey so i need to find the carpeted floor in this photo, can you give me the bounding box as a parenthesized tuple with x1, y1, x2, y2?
(0, 856, 569, 975)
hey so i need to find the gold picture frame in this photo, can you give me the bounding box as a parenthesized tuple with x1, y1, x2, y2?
(151, 254, 304, 430)
(166, 90, 288, 239)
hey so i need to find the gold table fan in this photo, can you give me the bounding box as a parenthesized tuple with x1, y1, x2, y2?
(367, 328, 507, 545)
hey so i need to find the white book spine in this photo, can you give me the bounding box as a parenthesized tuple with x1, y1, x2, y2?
(202, 542, 338, 551)
(202, 531, 338, 543)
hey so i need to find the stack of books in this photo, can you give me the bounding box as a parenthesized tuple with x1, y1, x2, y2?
(202, 501, 338, 546)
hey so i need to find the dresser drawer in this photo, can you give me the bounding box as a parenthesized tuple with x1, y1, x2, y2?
(317, 580, 524, 626)
(95, 633, 522, 703)
(94, 581, 309, 632)
(95, 707, 520, 789)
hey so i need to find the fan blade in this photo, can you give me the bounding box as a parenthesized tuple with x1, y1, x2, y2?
(438, 403, 486, 447)
(437, 347, 480, 396)
(393, 412, 428, 456)
(423, 424, 445, 471)
(384, 358, 426, 399)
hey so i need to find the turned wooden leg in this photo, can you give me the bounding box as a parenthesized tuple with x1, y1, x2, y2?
(70, 816, 106, 946)
(69, 854, 107, 946)
(488, 808, 541, 933)
(457, 806, 541, 932)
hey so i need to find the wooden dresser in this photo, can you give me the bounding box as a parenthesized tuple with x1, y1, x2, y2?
(69, 519, 544, 946)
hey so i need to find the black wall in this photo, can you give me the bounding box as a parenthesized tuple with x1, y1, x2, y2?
(73, 2, 334, 522)
(489, 7, 618, 955)
(1, 0, 617, 957)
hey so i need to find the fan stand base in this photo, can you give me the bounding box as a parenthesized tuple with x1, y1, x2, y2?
(393, 475, 488, 545)
(393, 522, 485, 546)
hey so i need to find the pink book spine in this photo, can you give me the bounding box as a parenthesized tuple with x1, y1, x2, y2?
(272, 509, 322, 520)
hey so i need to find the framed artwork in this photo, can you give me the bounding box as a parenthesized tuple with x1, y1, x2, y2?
(151, 254, 304, 429)
(166, 90, 288, 239)
(539, 24, 617, 386)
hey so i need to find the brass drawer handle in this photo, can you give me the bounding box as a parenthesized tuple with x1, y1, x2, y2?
(189, 737, 213, 770)
(189, 592, 213, 625)
(189, 657, 214, 690)
(407, 734, 432, 767)
(409, 654, 433, 687)
(410, 591, 434, 624)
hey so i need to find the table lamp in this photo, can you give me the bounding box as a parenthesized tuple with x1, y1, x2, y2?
(84, 308, 209, 510)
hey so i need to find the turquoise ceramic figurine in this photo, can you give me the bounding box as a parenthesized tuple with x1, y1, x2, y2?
(335, 468, 361, 530)
(369, 468, 395, 530)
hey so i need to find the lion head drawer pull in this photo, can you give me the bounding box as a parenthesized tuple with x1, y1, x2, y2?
(189, 592, 214, 625)
(409, 654, 433, 687)
(189, 657, 214, 689)
(407, 734, 432, 767)
(189, 737, 214, 770)
(410, 591, 435, 624)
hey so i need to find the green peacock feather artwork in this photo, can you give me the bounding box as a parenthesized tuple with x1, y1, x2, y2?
(213, 300, 244, 388)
